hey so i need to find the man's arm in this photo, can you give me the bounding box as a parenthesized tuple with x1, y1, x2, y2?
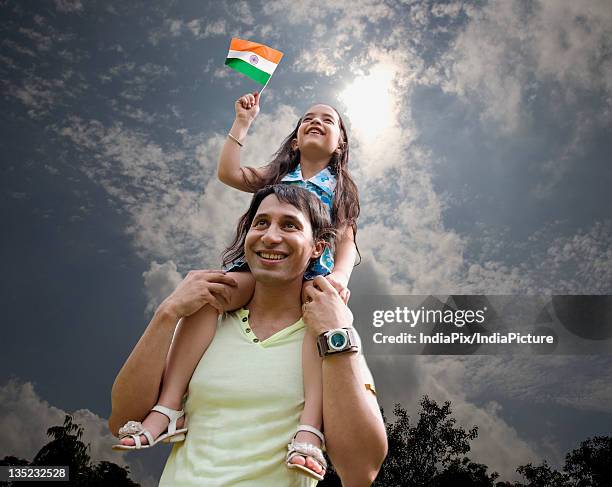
(322, 354, 387, 486)
(303, 277, 388, 486)
(108, 307, 178, 436)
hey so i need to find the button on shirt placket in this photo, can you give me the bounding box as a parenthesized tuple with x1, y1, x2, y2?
(242, 314, 259, 343)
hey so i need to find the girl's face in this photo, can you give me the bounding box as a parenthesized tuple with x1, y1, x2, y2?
(294, 104, 343, 160)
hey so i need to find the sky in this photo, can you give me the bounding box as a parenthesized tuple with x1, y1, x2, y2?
(1, 0, 612, 485)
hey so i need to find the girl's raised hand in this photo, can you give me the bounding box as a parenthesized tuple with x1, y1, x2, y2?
(235, 92, 260, 125)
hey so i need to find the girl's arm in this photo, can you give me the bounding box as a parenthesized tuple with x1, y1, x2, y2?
(330, 225, 357, 285)
(217, 92, 269, 193)
(326, 225, 357, 302)
(302, 278, 387, 485)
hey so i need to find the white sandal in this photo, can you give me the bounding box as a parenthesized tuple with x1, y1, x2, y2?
(112, 405, 188, 451)
(286, 425, 327, 481)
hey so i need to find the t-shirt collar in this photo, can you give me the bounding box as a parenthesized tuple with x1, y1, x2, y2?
(283, 164, 336, 196)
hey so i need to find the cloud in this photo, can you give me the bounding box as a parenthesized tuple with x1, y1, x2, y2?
(18, 27, 53, 51)
(531, 1, 612, 94)
(5, 76, 66, 119)
(267, 0, 394, 77)
(226, 1, 255, 26)
(437, 0, 612, 132)
(2, 39, 37, 57)
(464, 220, 612, 294)
(100, 62, 172, 101)
(531, 108, 607, 199)
(148, 18, 228, 45)
(338, 46, 422, 178)
(0, 380, 157, 487)
(109, 100, 159, 124)
(142, 261, 183, 315)
(411, 357, 545, 480)
(54, 0, 83, 13)
(460, 355, 612, 414)
(367, 354, 544, 481)
(56, 105, 300, 271)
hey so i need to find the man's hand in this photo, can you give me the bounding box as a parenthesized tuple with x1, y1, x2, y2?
(302, 276, 353, 336)
(158, 270, 237, 319)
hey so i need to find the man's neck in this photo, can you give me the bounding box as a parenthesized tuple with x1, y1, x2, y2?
(247, 279, 303, 336)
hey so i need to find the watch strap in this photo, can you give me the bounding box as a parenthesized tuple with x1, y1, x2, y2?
(317, 328, 359, 357)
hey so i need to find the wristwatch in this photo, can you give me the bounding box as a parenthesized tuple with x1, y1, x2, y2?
(317, 328, 359, 357)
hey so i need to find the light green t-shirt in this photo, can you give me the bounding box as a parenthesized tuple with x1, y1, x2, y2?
(159, 308, 317, 487)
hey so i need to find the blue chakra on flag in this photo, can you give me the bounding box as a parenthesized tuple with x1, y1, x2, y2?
(249, 54, 259, 65)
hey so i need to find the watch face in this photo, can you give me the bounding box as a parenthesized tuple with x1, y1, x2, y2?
(328, 330, 348, 350)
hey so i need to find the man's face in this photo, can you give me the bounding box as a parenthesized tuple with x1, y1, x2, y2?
(244, 195, 323, 284)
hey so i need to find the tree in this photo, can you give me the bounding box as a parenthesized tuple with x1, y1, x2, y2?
(513, 436, 612, 487)
(433, 457, 499, 486)
(374, 396, 491, 486)
(515, 460, 572, 487)
(31, 415, 93, 486)
(88, 461, 139, 487)
(321, 397, 611, 487)
(0, 415, 138, 487)
(564, 436, 612, 487)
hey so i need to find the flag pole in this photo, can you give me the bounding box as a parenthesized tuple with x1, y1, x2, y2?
(258, 77, 271, 96)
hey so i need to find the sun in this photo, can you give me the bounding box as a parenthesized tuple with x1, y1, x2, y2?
(338, 63, 396, 141)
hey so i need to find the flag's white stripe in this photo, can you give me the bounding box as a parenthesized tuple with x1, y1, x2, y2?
(227, 49, 278, 75)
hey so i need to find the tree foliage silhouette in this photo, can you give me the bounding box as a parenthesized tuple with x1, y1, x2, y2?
(315, 395, 499, 487)
(2, 407, 609, 486)
(433, 457, 499, 486)
(564, 435, 612, 486)
(514, 460, 572, 487)
(374, 396, 495, 486)
(313, 396, 612, 487)
(513, 435, 612, 487)
(0, 415, 138, 487)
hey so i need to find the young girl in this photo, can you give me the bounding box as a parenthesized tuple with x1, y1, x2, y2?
(114, 92, 360, 481)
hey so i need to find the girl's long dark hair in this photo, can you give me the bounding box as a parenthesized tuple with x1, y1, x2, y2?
(243, 105, 361, 264)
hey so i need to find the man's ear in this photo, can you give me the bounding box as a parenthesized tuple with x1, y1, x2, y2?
(312, 240, 325, 259)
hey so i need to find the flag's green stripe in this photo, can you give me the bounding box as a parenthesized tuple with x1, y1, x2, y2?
(225, 58, 270, 85)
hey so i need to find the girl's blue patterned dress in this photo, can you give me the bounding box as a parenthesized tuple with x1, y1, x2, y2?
(225, 164, 336, 280)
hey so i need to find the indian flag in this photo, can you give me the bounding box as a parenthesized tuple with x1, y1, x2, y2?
(225, 38, 283, 86)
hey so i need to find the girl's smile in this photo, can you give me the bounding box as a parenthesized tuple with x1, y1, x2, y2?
(296, 104, 342, 158)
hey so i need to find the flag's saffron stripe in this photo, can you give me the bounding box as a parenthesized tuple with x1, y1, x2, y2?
(224, 58, 271, 85)
(226, 49, 278, 75)
(229, 38, 283, 64)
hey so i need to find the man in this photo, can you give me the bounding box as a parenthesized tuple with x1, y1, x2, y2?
(109, 185, 387, 486)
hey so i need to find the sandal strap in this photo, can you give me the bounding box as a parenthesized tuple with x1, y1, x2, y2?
(287, 441, 328, 469)
(151, 405, 185, 435)
(120, 426, 154, 448)
(295, 424, 325, 446)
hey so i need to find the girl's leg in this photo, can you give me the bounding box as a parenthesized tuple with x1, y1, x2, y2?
(288, 282, 325, 476)
(223, 271, 256, 310)
(120, 272, 255, 446)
